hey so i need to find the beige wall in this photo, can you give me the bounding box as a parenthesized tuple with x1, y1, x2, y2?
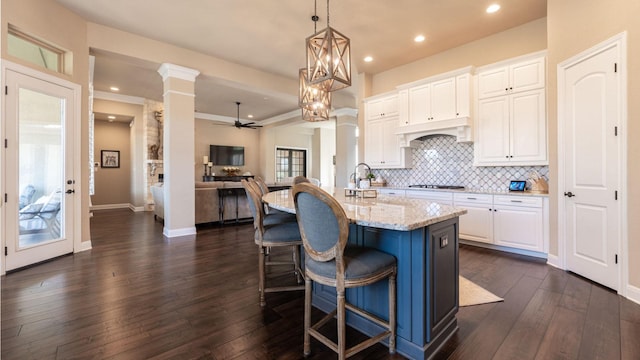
(260, 124, 315, 183)
(547, 0, 640, 287)
(194, 119, 261, 180)
(93, 99, 145, 207)
(370, 18, 547, 95)
(2, 0, 91, 243)
(93, 120, 131, 205)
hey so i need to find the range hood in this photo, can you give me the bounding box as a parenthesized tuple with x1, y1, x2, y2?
(395, 117, 473, 146)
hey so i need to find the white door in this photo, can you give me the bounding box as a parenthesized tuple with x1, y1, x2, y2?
(4, 68, 76, 271)
(561, 41, 621, 290)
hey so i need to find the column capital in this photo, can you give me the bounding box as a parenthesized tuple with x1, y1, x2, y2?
(158, 63, 200, 82)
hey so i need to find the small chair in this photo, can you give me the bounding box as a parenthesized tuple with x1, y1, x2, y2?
(241, 180, 304, 306)
(293, 183, 397, 359)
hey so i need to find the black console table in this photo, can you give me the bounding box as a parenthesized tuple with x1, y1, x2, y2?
(203, 175, 254, 182)
(217, 187, 246, 224)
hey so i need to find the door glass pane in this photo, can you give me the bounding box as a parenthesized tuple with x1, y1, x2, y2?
(17, 88, 65, 248)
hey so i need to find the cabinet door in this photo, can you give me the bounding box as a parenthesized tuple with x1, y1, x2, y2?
(477, 66, 509, 99)
(380, 117, 403, 167)
(430, 77, 457, 121)
(457, 204, 493, 244)
(456, 74, 471, 118)
(493, 205, 543, 252)
(408, 84, 430, 125)
(476, 96, 510, 164)
(366, 95, 398, 120)
(366, 99, 382, 121)
(510, 89, 546, 163)
(510, 57, 545, 93)
(364, 119, 384, 167)
(381, 96, 399, 117)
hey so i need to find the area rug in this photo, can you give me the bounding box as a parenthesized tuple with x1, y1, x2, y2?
(459, 275, 504, 307)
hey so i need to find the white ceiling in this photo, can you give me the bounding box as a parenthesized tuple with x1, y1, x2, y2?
(56, 0, 547, 122)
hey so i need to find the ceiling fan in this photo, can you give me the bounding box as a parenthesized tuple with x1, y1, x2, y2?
(233, 101, 262, 129)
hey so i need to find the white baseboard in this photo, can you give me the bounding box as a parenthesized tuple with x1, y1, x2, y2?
(163, 226, 197, 238)
(91, 203, 130, 211)
(626, 284, 640, 305)
(129, 204, 146, 212)
(75, 240, 92, 252)
(546, 253, 564, 269)
(460, 239, 547, 259)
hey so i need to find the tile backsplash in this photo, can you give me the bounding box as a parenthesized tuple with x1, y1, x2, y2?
(371, 135, 549, 192)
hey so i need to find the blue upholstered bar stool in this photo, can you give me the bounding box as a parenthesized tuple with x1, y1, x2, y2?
(241, 179, 304, 306)
(249, 177, 297, 224)
(292, 183, 397, 359)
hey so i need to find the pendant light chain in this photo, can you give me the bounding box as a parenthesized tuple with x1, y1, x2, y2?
(326, 0, 330, 28)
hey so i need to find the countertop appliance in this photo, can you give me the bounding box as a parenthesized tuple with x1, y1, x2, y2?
(408, 184, 465, 190)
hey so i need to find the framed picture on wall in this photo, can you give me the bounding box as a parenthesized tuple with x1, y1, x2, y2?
(101, 150, 120, 168)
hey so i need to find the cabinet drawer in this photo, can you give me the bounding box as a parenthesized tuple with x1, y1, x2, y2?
(493, 195, 542, 208)
(405, 190, 453, 205)
(377, 188, 405, 197)
(453, 193, 492, 205)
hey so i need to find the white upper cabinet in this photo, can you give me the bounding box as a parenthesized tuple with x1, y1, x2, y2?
(400, 69, 472, 127)
(477, 55, 545, 99)
(364, 92, 411, 169)
(365, 93, 398, 120)
(474, 52, 547, 166)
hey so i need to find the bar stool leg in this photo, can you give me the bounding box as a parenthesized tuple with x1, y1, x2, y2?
(259, 246, 266, 307)
(389, 273, 396, 354)
(304, 277, 312, 356)
(337, 289, 346, 360)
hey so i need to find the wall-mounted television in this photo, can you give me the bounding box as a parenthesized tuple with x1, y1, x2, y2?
(210, 145, 245, 166)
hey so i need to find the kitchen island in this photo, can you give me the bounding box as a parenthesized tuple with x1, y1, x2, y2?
(263, 188, 467, 360)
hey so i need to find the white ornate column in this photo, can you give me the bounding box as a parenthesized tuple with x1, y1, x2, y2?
(157, 63, 200, 238)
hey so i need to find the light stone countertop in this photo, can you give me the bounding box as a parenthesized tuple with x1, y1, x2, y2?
(262, 187, 467, 232)
(381, 186, 549, 197)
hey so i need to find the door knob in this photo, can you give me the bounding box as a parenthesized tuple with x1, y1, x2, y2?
(65, 189, 75, 194)
(564, 191, 575, 197)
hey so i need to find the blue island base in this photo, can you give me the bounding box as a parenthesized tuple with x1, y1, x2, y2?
(311, 217, 460, 360)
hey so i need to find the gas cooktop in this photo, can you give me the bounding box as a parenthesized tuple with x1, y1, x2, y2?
(408, 184, 465, 190)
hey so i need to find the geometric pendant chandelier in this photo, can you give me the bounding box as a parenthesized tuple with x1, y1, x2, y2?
(299, 67, 331, 121)
(306, 0, 351, 92)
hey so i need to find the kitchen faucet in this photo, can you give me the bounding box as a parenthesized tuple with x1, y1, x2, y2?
(351, 162, 372, 188)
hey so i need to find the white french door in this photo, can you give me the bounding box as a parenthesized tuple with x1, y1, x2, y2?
(559, 36, 624, 291)
(3, 65, 77, 271)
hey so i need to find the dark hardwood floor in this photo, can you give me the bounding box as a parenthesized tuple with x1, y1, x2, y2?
(2, 209, 640, 359)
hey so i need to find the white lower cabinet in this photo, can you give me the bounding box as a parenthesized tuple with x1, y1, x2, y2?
(454, 193, 546, 254)
(453, 193, 493, 244)
(492, 195, 543, 252)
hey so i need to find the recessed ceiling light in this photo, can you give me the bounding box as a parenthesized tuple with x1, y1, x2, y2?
(486, 4, 500, 13)
(248, 114, 254, 118)
(414, 35, 426, 43)
(364, 56, 373, 62)
(108, 115, 116, 120)
(110, 86, 119, 92)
